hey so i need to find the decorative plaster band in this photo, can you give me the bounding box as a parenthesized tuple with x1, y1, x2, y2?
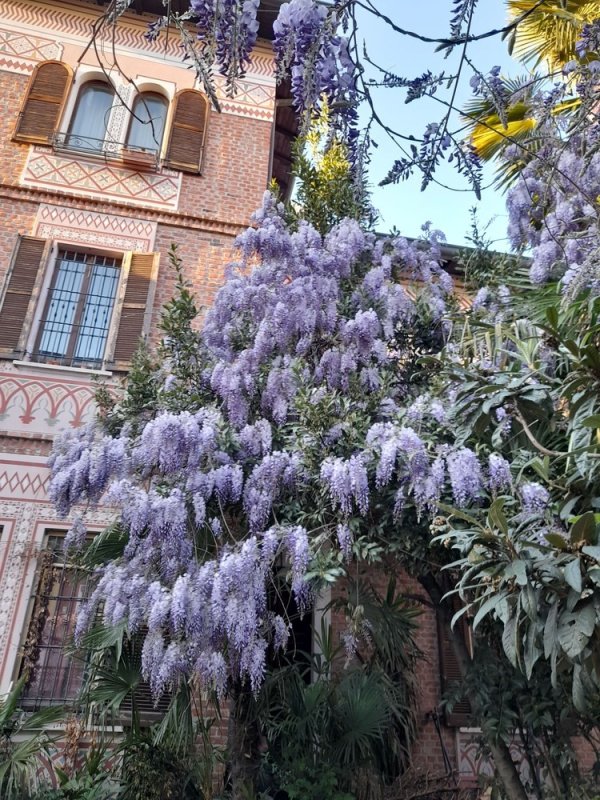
(22, 149, 181, 211)
(0, 459, 50, 503)
(214, 76, 275, 120)
(0, 54, 33, 74)
(0, 366, 97, 439)
(0, 25, 62, 63)
(35, 204, 157, 252)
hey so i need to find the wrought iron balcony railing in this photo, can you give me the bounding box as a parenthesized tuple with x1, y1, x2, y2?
(52, 132, 159, 170)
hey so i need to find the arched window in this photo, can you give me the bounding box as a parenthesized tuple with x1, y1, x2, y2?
(66, 80, 114, 151)
(126, 92, 168, 152)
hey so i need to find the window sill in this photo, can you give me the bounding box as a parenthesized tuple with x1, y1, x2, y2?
(13, 360, 113, 378)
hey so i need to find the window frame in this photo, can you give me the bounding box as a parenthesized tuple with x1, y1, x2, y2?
(31, 248, 122, 370)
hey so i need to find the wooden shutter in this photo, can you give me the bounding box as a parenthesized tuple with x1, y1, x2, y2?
(164, 89, 208, 173)
(437, 608, 472, 727)
(112, 252, 159, 366)
(14, 61, 72, 144)
(0, 236, 48, 354)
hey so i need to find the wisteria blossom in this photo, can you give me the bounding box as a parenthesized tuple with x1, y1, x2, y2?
(520, 482, 551, 515)
(47, 193, 473, 698)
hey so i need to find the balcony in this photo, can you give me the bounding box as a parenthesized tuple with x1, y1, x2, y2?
(52, 132, 159, 171)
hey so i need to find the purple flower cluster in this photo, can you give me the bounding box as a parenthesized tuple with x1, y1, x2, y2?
(79, 527, 297, 697)
(446, 447, 483, 506)
(243, 451, 303, 532)
(487, 454, 512, 495)
(506, 137, 600, 293)
(49, 426, 128, 516)
(273, 0, 356, 120)
(320, 454, 369, 516)
(48, 193, 461, 698)
(190, 0, 260, 89)
(520, 482, 550, 514)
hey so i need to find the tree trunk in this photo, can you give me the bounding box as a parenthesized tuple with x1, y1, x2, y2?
(227, 680, 261, 800)
(418, 573, 529, 800)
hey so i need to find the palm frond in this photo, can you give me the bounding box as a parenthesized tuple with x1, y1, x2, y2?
(507, 1, 600, 69)
(332, 671, 390, 766)
(83, 522, 128, 569)
(0, 678, 65, 800)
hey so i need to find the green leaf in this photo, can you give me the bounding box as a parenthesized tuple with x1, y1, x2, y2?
(581, 415, 600, 428)
(438, 502, 484, 529)
(543, 602, 558, 660)
(472, 593, 503, 631)
(545, 533, 568, 550)
(524, 622, 541, 680)
(506, 560, 528, 586)
(502, 613, 519, 667)
(488, 497, 508, 535)
(570, 511, 597, 544)
(557, 603, 595, 659)
(588, 566, 600, 585)
(564, 558, 582, 593)
(546, 305, 558, 329)
(572, 664, 587, 713)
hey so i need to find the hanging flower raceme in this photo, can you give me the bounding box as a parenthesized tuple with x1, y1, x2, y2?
(273, 0, 356, 127)
(190, 0, 260, 91)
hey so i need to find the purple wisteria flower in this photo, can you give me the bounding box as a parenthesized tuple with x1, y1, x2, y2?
(487, 453, 512, 495)
(321, 454, 369, 515)
(337, 523, 353, 561)
(446, 447, 483, 506)
(520, 482, 551, 514)
(47, 191, 462, 699)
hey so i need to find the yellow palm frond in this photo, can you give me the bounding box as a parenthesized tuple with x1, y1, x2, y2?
(468, 97, 580, 160)
(507, 1, 600, 69)
(472, 116, 537, 159)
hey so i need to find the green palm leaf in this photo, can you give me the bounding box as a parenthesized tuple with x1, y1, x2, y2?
(0, 676, 65, 800)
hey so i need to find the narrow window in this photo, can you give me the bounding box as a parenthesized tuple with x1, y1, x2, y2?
(20, 534, 92, 711)
(127, 92, 168, 153)
(65, 81, 114, 153)
(34, 250, 120, 368)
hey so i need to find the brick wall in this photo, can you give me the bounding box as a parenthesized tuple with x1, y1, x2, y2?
(0, 71, 30, 186)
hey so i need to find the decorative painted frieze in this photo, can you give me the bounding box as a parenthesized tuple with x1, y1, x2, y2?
(22, 148, 181, 210)
(35, 204, 157, 252)
(0, 364, 98, 439)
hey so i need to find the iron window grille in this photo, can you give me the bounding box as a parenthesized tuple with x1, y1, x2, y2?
(19, 534, 92, 711)
(33, 250, 121, 369)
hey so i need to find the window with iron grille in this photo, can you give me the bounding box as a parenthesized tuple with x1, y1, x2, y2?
(19, 533, 92, 711)
(33, 250, 120, 368)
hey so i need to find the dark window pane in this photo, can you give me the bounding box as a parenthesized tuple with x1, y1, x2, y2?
(66, 81, 114, 152)
(127, 92, 168, 152)
(37, 255, 86, 358)
(73, 262, 119, 362)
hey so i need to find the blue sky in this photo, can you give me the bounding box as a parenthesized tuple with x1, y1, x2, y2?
(355, 1, 522, 249)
